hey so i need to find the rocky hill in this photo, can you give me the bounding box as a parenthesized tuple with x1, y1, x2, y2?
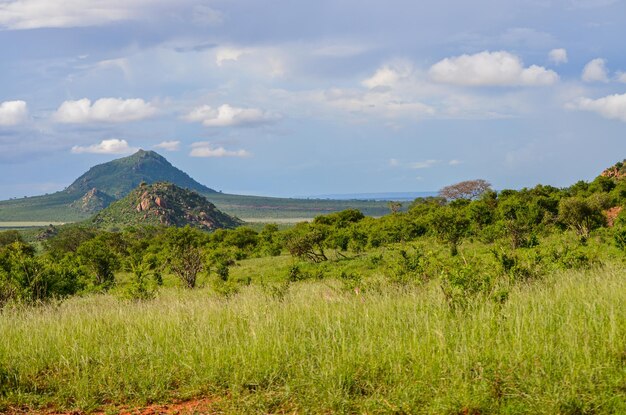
(600, 160, 626, 180)
(89, 182, 241, 231)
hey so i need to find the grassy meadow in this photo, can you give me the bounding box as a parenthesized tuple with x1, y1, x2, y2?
(1, 246, 625, 414)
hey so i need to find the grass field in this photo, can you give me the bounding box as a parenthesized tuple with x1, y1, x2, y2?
(0, 222, 67, 229)
(1, 262, 624, 414)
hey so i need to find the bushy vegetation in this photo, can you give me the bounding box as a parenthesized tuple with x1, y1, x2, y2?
(1, 171, 626, 413)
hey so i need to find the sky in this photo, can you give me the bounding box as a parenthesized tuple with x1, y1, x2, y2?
(1, 0, 626, 199)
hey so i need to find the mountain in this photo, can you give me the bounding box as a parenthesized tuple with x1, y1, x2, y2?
(66, 150, 216, 198)
(89, 182, 241, 231)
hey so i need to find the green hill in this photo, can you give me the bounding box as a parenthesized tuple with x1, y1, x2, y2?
(89, 182, 241, 231)
(66, 149, 216, 198)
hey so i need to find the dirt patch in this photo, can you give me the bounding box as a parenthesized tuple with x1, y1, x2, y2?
(5, 398, 220, 415)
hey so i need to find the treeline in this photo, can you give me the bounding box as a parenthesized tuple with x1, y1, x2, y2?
(1, 174, 626, 307)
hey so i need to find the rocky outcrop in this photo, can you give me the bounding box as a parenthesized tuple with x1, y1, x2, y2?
(89, 182, 241, 231)
(70, 188, 114, 214)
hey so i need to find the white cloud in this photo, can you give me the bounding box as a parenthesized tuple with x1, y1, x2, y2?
(615, 71, 626, 83)
(363, 67, 401, 89)
(71, 138, 137, 154)
(54, 98, 157, 123)
(154, 140, 180, 151)
(362, 62, 413, 89)
(183, 104, 278, 127)
(429, 51, 559, 86)
(410, 160, 439, 169)
(568, 93, 626, 122)
(548, 48, 568, 65)
(0, 0, 207, 29)
(389, 158, 400, 167)
(216, 47, 246, 66)
(0, 100, 28, 126)
(189, 143, 251, 158)
(448, 159, 462, 166)
(581, 58, 609, 82)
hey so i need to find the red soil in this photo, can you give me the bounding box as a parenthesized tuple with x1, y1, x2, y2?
(5, 398, 220, 415)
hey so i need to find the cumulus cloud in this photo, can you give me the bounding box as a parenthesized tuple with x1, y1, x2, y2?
(54, 98, 157, 123)
(0, 0, 214, 29)
(548, 48, 568, 65)
(189, 143, 251, 158)
(0, 100, 28, 126)
(568, 94, 626, 122)
(154, 140, 180, 151)
(448, 159, 462, 166)
(71, 138, 138, 154)
(617, 72, 626, 83)
(183, 104, 278, 127)
(581, 58, 609, 82)
(429, 51, 559, 86)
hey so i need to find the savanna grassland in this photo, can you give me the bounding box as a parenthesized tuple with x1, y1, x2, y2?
(1, 174, 626, 414)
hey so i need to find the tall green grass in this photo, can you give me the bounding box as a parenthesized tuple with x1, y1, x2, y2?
(1, 266, 625, 414)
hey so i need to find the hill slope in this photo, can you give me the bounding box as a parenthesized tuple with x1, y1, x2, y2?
(89, 182, 241, 231)
(67, 150, 216, 198)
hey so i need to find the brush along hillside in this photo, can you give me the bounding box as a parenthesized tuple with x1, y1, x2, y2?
(89, 182, 242, 231)
(0, 150, 395, 222)
(1, 164, 626, 414)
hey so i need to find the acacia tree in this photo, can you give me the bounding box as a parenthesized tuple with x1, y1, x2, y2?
(285, 224, 328, 263)
(439, 179, 492, 201)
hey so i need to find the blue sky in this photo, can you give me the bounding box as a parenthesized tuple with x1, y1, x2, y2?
(1, 0, 626, 198)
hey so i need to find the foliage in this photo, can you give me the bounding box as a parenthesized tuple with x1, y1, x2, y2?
(165, 226, 205, 288)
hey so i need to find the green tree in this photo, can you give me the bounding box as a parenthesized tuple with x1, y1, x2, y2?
(76, 236, 119, 288)
(430, 206, 470, 256)
(165, 226, 204, 288)
(558, 197, 606, 241)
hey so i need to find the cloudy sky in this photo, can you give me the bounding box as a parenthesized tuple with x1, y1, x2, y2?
(1, 0, 626, 198)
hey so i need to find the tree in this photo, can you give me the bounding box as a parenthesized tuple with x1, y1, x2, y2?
(165, 226, 204, 288)
(430, 206, 470, 256)
(498, 197, 534, 249)
(285, 225, 328, 262)
(76, 236, 119, 288)
(558, 197, 606, 241)
(388, 201, 402, 214)
(439, 179, 492, 201)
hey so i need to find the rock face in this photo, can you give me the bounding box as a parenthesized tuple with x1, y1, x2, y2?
(89, 182, 241, 231)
